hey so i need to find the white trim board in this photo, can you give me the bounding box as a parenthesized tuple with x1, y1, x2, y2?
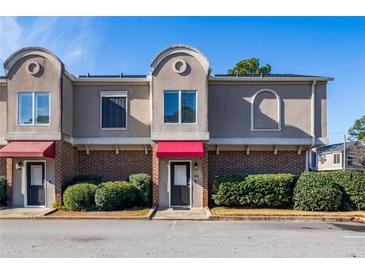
(5, 132, 62, 140)
(65, 136, 152, 145)
(209, 137, 329, 145)
(251, 89, 281, 131)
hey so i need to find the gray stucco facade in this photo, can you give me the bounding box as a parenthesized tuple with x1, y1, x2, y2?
(0, 45, 333, 208)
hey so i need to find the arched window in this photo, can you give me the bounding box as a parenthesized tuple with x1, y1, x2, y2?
(251, 89, 281, 131)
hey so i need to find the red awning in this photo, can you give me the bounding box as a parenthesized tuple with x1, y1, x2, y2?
(0, 141, 55, 158)
(156, 141, 204, 158)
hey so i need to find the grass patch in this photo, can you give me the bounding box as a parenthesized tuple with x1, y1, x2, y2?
(49, 207, 150, 218)
(211, 207, 365, 217)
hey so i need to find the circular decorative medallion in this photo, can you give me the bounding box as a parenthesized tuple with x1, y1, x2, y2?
(26, 61, 41, 76)
(172, 59, 188, 74)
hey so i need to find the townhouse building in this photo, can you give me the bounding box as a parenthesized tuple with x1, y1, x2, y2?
(0, 45, 332, 208)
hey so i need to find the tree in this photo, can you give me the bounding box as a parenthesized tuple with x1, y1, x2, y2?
(348, 115, 365, 141)
(349, 142, 365, 169)
(228, 58, 272, 75)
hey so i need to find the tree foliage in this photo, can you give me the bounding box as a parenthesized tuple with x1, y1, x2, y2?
(228, 58, 272, 75)
(348, 115, 365, 141)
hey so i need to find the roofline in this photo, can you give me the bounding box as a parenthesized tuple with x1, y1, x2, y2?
(209, 75, 334, 82)
(72, 76, 150, 84)
(3, 47, 64, 76)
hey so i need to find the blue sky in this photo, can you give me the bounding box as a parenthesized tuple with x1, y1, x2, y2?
(0, 16, 364, 144)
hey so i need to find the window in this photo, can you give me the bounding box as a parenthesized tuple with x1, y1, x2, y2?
(333, 153, 341, 164)
(347, 155, 354, 166)
(164, 90, 196, 124)
(18, 92, 50, 125)
(101, 93, 127, 129)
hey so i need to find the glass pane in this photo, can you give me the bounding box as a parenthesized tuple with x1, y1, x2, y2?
(102, 97, 126, 128)
(164, 91, 179, 123)
(18, 93, 33, 125)
(181, 91, 196, 123)
(35, 93, 50, 124)
(174, 165, 187, 186)
(31, 165, 43, 186)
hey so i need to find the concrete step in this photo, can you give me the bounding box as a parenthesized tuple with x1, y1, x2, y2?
(152, 207, 210, 220)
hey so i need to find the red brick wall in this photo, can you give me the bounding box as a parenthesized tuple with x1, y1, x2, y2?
(202, 143, 209, 207)
(78, 150, 152, 182)
(151, 143, 159, 206)
(5, 158, 13, 206)
(55, 141, 79, 203)
(208, 151, 306, 182)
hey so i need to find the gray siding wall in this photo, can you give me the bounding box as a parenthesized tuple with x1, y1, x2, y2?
(5, 54, 62, 140)
(73, 84, 151, 138)
(62, 74, 73, 137)
(208, 82, 326, 139)
(152, 54, 209, 140)
(0, 86, 7, 143)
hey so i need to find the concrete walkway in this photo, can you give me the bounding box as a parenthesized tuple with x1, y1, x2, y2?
(152, 207, 210, 220)
(0, 207, 54, 219)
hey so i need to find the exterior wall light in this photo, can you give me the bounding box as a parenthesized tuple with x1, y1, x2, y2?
(15, 162, 23, 170)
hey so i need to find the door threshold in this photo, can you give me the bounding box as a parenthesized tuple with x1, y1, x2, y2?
(171, 206, 190, 210)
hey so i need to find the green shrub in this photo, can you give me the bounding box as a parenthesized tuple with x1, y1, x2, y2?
(51, 201, 62, 210)
(71, 175, 102, 185)
(62, 175, 102, 193)
(212, 175, 246, 195)
(212, 173, 296, 208)
(95, 181, 137, 211)
(128, 173, 151, 206)
(63, 183, 98, 211)
(326, 170, 365, 210)
(0, 176, 6, 205)
(293, 172, 343, 211)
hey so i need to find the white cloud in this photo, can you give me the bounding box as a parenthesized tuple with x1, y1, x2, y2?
(0, 16, 99, 75)
(0, 17, 22, 62)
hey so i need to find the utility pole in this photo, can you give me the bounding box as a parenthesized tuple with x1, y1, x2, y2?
(343, 134, 346, 170)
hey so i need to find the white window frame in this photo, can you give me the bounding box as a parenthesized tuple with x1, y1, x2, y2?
(251, 89, 281, 131)
(100, 91, 128, 130)
(333, 153, 341, 164)
(17, 92, 51, 126)
(163, 90, 197, 124)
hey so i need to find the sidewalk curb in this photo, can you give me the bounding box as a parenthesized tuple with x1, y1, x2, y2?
(209, 215, 359, 223)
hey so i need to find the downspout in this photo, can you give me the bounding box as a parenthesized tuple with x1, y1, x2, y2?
(309, 80, 317, 170)
(148, 74, 153, 144)
(311, 80, 317, 146)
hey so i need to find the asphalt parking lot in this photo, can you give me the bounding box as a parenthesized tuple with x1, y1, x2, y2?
(1, 219, 364, 257)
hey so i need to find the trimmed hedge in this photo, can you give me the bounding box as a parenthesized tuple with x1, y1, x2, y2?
(212, 173, 296, 208)
(62, 175, 102, 193)
(63, 183, 98, 211)
(0, 176, 6, 205)
(293, 172, 343, 211)
(95, 181, 137, 211)
(326, 170, 365, 210)
(128, 173, 151, 206)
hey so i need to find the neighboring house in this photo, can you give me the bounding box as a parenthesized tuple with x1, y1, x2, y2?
(0, 45, 333, 208)
(315, 141, 365, 172)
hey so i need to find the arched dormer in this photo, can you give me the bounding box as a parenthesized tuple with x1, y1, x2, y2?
(4, 47, 63, 77)
(150, 44, 210, 76)
(150, 45, 210, 140)
(3, 47, 64, 139)
(251, 89, 281, 131)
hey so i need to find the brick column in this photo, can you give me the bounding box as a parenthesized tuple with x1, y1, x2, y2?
(55, 141, 79, 203)
(202, 143, 209, 208)
(151, 142, 159, 206)
(5, 158, 13, 206)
